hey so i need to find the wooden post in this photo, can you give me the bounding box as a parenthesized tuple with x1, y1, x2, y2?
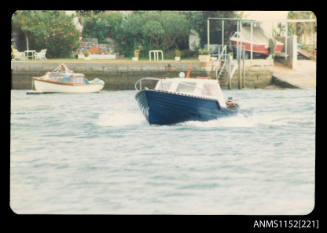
(236, 20, 240, 48)
(237, 21, 241, 89)
(222, 20, 224, 49)
(227, 54, 231, 89)
(285, 22, 288, 60)
(242, 47, 245, 88)
(238, 45, 241, 89)
(207, 19, 210, 52)
(24, 31, 29, 51)
(311, 22, 316, 57)
(290, 35, 298, 69)
(250, 22, 253, 60)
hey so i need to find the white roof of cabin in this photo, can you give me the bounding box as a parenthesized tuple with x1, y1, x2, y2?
(155, 78, 226, 108)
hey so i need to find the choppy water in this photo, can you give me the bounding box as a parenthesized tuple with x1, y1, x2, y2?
(10, 88, 316, 214)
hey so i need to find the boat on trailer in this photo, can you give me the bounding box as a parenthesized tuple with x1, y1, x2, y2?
(135, 73, 239, 125)
(29, 64, 104, 94)
(230, 26, 284, 57)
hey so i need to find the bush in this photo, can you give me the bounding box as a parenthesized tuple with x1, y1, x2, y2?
(82, 12, 123, 43)
(175, 49, 181, 57)
(180, 49, 198, 58)
(198, 49, 209, 55)
(114, 11, 190, 58)
(12, 11, 80, 58)
(134, 49, 140, 58)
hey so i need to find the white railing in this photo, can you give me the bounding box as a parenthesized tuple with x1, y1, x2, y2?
(213, 45, 227, 79)
(135, 77, 161, 90)
(149, 50, 164, 62)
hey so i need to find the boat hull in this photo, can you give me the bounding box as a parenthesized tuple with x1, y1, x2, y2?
(135, 90, 237, 125)
(33, 79, 104, 93)
(231, 40, 283, 55)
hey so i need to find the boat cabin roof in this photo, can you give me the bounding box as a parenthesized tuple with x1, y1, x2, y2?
(230, 27, 283, 45)
(155, 78, 226, 108)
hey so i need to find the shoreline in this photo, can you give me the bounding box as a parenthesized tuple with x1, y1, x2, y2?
(11, 60, 314, 90)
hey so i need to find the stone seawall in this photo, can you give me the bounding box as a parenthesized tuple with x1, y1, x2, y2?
(11, 60, 274, 90)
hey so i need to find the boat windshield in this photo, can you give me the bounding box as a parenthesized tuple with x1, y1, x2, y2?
(74, 76, 84, 84)
(201, 83, 218, 97)
(156, 79, 218, 96)
(155, 79, 172, 91)
(176, 81, 197, 95)
(60, 76, 72, 82)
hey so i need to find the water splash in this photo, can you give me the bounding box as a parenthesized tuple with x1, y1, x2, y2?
(179, 111, 289, 128)
(96, 109, 291, 128)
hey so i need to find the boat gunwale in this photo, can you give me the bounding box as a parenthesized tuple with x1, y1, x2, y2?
(32, 77, 103, 86)
(136, 88, 222, 104)
(230, 38, 284, 46)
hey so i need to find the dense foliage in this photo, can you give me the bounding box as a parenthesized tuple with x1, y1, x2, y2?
(81, 11, 123, 43)
(118, 11, 190, 57)
(80, 11, 240, 58)
(12, 11, 80, 58)
(287, 11, 316, 39)
(182, 11, 239, 47)
(12, 10, 241, 58)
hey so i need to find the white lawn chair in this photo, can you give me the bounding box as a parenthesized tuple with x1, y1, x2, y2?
(13, 48, 26, 60)
(35, 49, 47, 60)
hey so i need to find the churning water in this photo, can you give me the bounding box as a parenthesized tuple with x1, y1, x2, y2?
(10, 88, 315, 214)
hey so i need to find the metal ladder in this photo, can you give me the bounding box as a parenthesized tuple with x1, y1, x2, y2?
(214, 45, 237, 80)
(213, 44, 245, 89)
(213, 45, 227, 80)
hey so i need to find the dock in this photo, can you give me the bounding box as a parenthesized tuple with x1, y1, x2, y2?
(272, 60, 316, 89)
(11, 59, 316, 90)
(11, 60, 275, 90)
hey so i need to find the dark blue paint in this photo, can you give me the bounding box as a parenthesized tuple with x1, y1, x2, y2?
(135, 90, 238, 125)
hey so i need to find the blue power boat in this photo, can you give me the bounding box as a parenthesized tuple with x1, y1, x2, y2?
(135, 75, 239, 125)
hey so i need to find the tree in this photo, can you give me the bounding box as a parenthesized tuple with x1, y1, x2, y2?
(81, 11, 123, 43)
(287, 11, 316, 43)
(142, 20, 165, 49)
(114, 11, 191, 57)
(12, 10, 40, 50)
(158, 11, 190, 50)
(78, 11, 241, 57)
(181, 11, 240, 47)
(12, 11, 80, 58)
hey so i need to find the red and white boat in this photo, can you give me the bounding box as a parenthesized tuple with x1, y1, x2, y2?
(230, 26, 284, 56)
(30, 64, 105, 93)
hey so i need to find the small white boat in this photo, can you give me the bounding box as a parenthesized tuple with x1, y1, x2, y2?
(30, 64, 104, 93)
